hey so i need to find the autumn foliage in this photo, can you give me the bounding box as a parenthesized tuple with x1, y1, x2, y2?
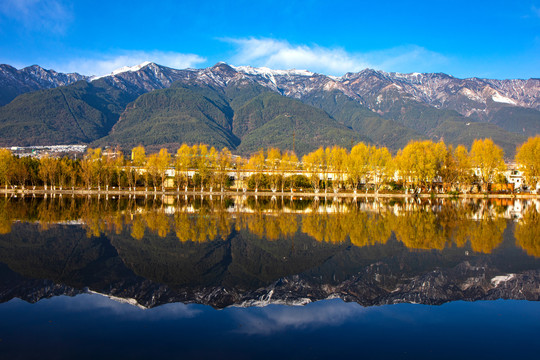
(0, 137, 536, 193)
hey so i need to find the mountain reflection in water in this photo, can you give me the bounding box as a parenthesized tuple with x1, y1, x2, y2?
(0, 195, 539, 308)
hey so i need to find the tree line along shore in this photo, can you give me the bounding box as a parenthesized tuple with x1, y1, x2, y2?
(0, 136, 539, 195)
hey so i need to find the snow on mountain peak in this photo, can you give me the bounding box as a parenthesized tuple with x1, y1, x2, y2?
(491, 92, 516, 105)
(112, 61, 152, 75)
(392, 71, 422, 78)
(91, 61, 153, 81)
(233, 65, 314, 77)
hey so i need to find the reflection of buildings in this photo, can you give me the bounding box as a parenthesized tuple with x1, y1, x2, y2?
(125, 196, 540, 221)
(1, 196, 539, 256)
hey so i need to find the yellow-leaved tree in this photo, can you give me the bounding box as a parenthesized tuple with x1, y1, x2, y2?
(266, 147, 281, 192)
(395, 140, 446, 192)
(0, 149, 13, 190)
(440, 145, 473, 192)
(346, 142, 371, 192)
(248, 149, 265, 192)
(327, 145, 347, 192)
(515, 206, 540, 257)
(175, 144, 192, 191)
(130, 145, 146, 191)
(370, 146, 393, 194)
(39, 154, 59, 190)
(157, 148, 171, 191)
(302, 147, 325, 192)
(280, 151, 298, 192)
(516, 136, 540, 192)
(470, 138, 505, 191)
(217, 147, 232, 191)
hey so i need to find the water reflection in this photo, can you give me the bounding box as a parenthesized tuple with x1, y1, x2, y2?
(0, 195, 538, 255)
(2, 294, 538, 360)
(515, 207, 540, 257)
(0, 195, 539, 309)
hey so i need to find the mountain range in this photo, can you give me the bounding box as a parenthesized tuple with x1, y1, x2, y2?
(1, 61, 539, 156)
(1, 220, 539, 309)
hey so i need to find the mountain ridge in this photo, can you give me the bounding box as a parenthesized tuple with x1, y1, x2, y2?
(0, 62, 538, 156)
(0, 64, 89, 106)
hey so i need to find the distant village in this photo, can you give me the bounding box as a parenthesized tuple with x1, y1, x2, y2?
(8, 145, 87, 159)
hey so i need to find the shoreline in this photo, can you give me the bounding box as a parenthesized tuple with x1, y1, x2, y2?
(1, 188, 538, 199)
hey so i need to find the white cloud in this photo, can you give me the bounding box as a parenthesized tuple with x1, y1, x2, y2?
(367, 45, 449, 74)
(0, 0, 72, 33)
(225, 38, 368, 75)
(224, 37, 448, 76)
(231, 300, 366, 335)
(51, 50, 207, 76)
(53, 294, 202, 320)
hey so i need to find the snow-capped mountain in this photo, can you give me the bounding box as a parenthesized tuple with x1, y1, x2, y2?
(91, 61, 154, 80)
(340, 69, 540, 119)
(94, 61, 540, 118)
(0, 61, 538, 154)
(3, 61, 538, 119)
(0, 64, 89, 106)
(90, 62, 190, 95)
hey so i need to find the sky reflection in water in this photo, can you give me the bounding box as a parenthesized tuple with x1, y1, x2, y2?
(0, 196, 539, 359)
(0, 295, 539, 360)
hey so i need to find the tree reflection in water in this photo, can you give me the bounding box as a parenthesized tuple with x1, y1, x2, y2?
(0, 195, 538, 256)
(515, 206, 540, 257)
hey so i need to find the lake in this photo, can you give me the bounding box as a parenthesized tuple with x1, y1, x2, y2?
(0, 195, 539, 359)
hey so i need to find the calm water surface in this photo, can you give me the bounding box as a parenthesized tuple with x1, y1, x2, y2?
(0, 195, 539, 359)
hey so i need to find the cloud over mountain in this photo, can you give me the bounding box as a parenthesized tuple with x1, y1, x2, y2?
(52, 50, 207, 77)
(224, 37, 448, 76)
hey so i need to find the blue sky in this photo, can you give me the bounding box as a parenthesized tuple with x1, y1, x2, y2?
(0, 0, 539, 79)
